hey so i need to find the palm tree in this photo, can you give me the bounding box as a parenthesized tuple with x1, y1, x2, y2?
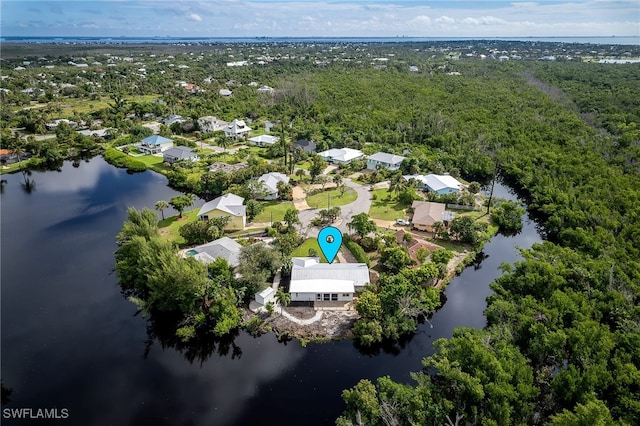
(389, 173, 407, 198)
(155, 200, 169, 220)
(275, 290, 291, 316)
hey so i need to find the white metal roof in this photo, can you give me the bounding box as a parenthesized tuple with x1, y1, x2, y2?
(289, 279, 355, 294)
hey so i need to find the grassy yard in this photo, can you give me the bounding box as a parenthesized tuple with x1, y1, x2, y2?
(253, 200, 295, 223)
(291, 238, 328, 262)
(0, 161, 29, 174)
(369, 189, 410, 221)
(157, 208, 200, 245)
(306, 187, 357, 208)
(134, 154, 172, 173)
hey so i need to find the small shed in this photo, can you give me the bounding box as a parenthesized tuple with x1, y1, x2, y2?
(255, 287, 275, 305)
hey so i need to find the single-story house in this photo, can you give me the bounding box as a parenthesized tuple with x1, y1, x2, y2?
(139, 135, 174, 154)
(198, 116, 228, 133)
(219, 88, 233, 97)
(366, 152, 406, 171)
(404, 174, 463, 195)
(188, 236, 242, 267)
(197, 193, 246, 230)
(209, 162, 247, 173)
(289, 257, 370, 305)
(410, 201, 448, 232)
(163, 114, 186, 126)
(293, 139, 317, 154)
(0, 149, 20, 165)
(317, 148, 364, 164)
(257, 85, 274, 94)
(248, 134, 279, 147)
(77, 128, 114, 140)
(45, 119, 77, 131)
(162, 146, 198, 164)
(257, 172, 289, 200)
(224, 119, 251, 140)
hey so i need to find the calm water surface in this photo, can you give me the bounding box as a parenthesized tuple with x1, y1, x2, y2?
(1, 158, 541, 425)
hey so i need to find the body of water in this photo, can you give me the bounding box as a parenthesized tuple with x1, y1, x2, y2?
(1, 158, 541, 425)
(1, 36, 638, 46)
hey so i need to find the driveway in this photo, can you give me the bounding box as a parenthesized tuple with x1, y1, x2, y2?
(296, 178, 372, 238)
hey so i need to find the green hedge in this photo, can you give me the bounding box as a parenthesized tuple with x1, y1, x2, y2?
(103, 147, 147, 173)
(343, 235, 370, 266)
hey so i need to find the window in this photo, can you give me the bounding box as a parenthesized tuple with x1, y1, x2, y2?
(331, 294, 338, 301)
(316, 294, 321, 301)
(323, 294, 330, 301)
(342, 294, 350, 297)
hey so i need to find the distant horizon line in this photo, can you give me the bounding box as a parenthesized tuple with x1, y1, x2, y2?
(2, 35, 638, 39)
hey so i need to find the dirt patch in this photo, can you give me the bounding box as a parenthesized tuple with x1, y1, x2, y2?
(158, 228, 170, 236)
(247, 307, 360, 341)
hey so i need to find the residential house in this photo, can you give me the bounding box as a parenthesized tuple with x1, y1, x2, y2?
(162, 146, 198, 164)
(248, 134, 279, 147)
(0, 149, 20, 165)
(163, 115, 186, 126)
(317, 148, 364, 164)
(219, 88, 233, 97)
(45, 119, 77, 131)
(257, 85, 274, 94)
(188, 236, 242, 267)
(403, 174, 463, 195)
(209, 162, 247, 173)
(77, 128, 113, 139)
(197, 193, 246, 230)
(224, 119, 251, 140)
(289, 257, 370, 306)
(366, 152, 406, 171)
(264, 121, 277, 132)
(410, 201, 450, 232)
(257, 172, 289, 200)
(293, 139, 317, 154)
(198, 116, 228, 133)
(138, 135, 174, 154)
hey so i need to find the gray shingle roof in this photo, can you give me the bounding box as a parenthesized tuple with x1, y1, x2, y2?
(192, 237, 242, 266)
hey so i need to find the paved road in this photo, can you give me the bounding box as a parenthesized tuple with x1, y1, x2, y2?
(296, 178, 372, 238)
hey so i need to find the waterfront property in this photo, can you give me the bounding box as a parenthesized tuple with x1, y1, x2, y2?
(404, 174, 463, 195)
(366, 152, 406, 171)
(410, 201, 450, 232)
(197, 193, 246, 230)
(289, 257, 370, 307)
(162, 146, 198, 164)
(257, 172, 289, 200)
(188, 236, 242, 267)
(317, 148, 364, 164)
(138, 135, 174, 154)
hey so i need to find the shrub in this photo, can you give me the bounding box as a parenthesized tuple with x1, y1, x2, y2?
(103, 147, 147, 173)
(344, 235, 370, 266)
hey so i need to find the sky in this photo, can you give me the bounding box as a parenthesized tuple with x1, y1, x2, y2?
(1, 0, 639, 38)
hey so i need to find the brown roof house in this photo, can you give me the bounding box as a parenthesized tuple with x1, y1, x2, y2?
(411, 201, 447, 232)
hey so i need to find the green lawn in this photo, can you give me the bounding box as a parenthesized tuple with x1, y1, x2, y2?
(369, 189, 410, 221)
(253, 200, 295, 223)
(306, 187, 357, 209)
(291, 238, 328, 262)
(0, 161, 29, 174)
(157, 208, 200, 246)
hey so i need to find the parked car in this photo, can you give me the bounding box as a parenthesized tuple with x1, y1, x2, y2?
(396, 219, 410, 226)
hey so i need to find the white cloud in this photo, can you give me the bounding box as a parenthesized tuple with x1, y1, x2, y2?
(410, 15, 431, 25)
(188, 13, 202, 22)
(436, 16, 456, 25)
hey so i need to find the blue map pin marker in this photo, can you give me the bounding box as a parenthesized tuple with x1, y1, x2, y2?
(318, 226, 342, 264)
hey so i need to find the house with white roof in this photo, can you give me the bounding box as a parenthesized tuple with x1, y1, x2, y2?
(248, 134, 279, 147)
(257, 172, 289, 200)
(187, 236, 242, 267)
(289, 257, 370, 306)
(317, 148, 364, 164)
(197, 193, 246, 230)
(138, 135, 174, 154)
(219, 88, 233, 97)
(198, 116, 228, 133)
(403, 174, 463, 195)
(257, 85, 274, 94)
(224, 119, 251, 140)
(163, 114, 186, 126)
(366, 152, 406, 171)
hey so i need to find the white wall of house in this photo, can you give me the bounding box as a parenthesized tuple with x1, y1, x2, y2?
(290, 292, 353, 302)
